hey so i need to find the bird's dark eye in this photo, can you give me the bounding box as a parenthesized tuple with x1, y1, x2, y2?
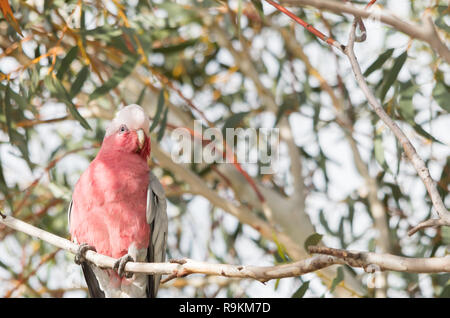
(119, 124, 128, 134)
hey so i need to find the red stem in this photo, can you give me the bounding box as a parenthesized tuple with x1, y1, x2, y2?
(265, 0, 344, 50)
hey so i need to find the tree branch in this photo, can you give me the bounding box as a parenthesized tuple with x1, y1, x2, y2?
(343, 19, 450, 234)
(269, 1, 450, 236)
(279, 0, 450, 63)
(308, 246, 450, 273)
(1, 215, 449, 286)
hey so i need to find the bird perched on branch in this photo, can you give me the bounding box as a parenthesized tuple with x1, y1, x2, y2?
(68, 104, 168, 298)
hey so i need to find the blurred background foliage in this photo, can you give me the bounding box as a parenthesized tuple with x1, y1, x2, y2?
(0, 0, 449, 297)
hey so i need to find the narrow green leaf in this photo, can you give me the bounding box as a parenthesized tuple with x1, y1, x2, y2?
(274, 103, 291, 127)
(397, 96, 443, 144)
(2, 85, 31, 168)
(292, 281, 310, 298)
(0, 258, 13, 273)
(379, 51, 407, 102)
(312, 103, 321, 132)
(442, 227, 450, 245)
(152, 39, 198, 54)
(250, 0, 264, 19)
(222, 111, 250, 135)
(411, 122, 442, 144)
(435, 5, 450, 33)
(157, 107, 169, 142)
(80, 25, 123, 42)
(432, 81, 450, 113)
(275, 93, 303, 127)
(397, 96, 415, 122)
(0, 152, 10, 198)
(274, 278, 280, 291)
(0, 83, 28, 110)
(9, 130, 32, 168)
(70, 66, 89, 97)
(440, 283, 450, 298)
(319, 209, 335, 235)
(57, 46, 78, 80)
(374, 132, 388, 171)
(330, 267, 344, 293)
(338, 218, 346, 247)
(273, 232, 290, 263)
(304, 233, 323, 252)
(136, 87, 146, 106)
(346, 198, 355, 230)
(237, 0, 242, 38)
(89, 54, 140, 101)
(45, 75, 91, 130)
(368, 238, 376, 252)
(4, 86, 33, 167)
(363, 48, 394, 77)
(318, 148, 329, 188)
(150, 89, 165, 132)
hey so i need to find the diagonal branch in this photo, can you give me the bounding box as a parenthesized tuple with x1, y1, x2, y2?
(343, 19, 450, 235)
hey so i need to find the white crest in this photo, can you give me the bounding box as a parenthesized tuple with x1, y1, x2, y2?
(105, 104, 150, 137)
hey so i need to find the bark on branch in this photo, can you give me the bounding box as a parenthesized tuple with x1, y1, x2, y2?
(1, 215, 449, 286)
(279, 0, 450, 64)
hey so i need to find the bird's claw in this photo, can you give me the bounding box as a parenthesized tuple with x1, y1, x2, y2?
(113, 254, 135, 279)
(75, 243, 96, 265)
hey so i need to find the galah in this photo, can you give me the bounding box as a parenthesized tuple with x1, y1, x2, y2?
(68, 104, 168, 298)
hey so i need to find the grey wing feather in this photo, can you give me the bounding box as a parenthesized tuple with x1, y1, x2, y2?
(146, 171, 168, 298)
(67, 200, 73, 230)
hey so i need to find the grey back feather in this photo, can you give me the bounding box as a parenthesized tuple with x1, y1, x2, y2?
(146, 171, 168, 298)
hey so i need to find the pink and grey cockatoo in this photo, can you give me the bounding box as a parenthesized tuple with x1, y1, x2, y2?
(68, 104, 168, 298)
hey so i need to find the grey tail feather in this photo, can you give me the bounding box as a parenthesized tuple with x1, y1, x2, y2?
(146, 246, 160, 298)
(81, 262, 105, 298)
(147, 275, 156, 298)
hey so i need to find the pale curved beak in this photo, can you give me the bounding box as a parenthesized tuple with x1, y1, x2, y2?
(136, 129, 146, 151)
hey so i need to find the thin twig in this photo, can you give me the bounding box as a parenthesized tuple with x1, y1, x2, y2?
(265, 0, 345, 52)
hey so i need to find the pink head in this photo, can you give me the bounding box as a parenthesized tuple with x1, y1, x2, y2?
(100, 104, 151, 160)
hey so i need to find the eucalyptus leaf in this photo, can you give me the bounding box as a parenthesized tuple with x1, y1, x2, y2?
(157, 107, 169, 141)
(432, 81, 450, 113)
(292, 281, 310, 298)
(45, 75, 91, 130)
(330, 267, 344, 293)
(150, 89, 166, 132)
(222, 111, 250, 135)
(374, 132, 390, 172)
(363, 48, 394, 77)
(379, 51, 407, 102)
(89, 54, 140, 101)
(57, 46, 78, 80)
(70, 66, 89, 98)
(304, 233, 323, 252)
